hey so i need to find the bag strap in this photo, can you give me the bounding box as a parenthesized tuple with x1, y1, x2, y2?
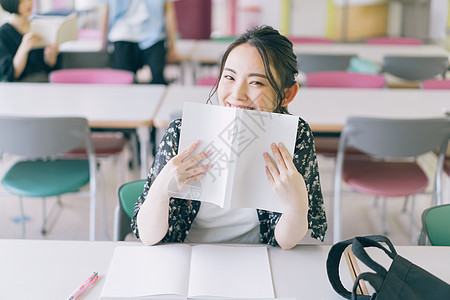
(327, 237, 369, 299)
(351, 235, 397, 277)
(350, 272, 384, 300)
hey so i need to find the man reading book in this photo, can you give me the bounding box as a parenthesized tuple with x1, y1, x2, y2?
(0, 0, 59, 82)
(132, 25, 327, 250)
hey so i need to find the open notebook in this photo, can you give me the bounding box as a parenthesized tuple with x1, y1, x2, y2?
(176, 102, 299, 213)
(101, 244, 274, 299)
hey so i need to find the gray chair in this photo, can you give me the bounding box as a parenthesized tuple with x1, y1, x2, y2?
(114, 179, 146, 241)
(0, 116, 97, 240)
(333, 117, 450, 243)
(381, 56, 449, 81)
(296, 54, 356, 74)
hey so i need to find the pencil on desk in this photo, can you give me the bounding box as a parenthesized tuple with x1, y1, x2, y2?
(344, 247, 369, 295)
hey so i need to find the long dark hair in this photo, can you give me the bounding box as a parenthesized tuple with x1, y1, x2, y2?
(207, 25, 298, 114)
(0, 0, 19, 14)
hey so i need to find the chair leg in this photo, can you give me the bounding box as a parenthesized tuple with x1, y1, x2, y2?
(402, 196, 409, 213)
(381, 197, 388, 235)
(18, 196, 26, 238)
(41, 197, 47, 235)
(97, 165, 111, 240)
(409, 195, 416, 244)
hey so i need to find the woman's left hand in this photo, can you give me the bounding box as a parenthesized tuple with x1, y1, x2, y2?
(44, 44, 59, 67)
(263, 142, 308, 213)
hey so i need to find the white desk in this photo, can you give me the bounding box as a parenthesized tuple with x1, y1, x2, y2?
(153, 85, 213, 128)
(0, 82, 167, 178)
(289, 88, 450, 133)
(293, 43, 449, 64)
(189, 41, 449, 65)
(1, 239, 449, 299)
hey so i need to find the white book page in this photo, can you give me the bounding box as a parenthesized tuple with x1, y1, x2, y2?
(30, 14, 77, 47)
(230, 110, 299, 212)
(101, 244, 192, 299)
(188, 245, 274, 299)
(178, 102, 236, 207)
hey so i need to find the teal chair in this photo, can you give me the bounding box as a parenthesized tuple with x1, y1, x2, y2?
(419, 204, 450, 246)
(0, 116, 97, 240)
(114, 179, 146, 241)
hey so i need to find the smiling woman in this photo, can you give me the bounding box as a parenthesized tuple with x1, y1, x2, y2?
(132, 25, 327, 250)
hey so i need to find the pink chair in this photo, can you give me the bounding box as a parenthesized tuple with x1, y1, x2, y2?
(306, 71, 386, 88)
(422, 79, 450, 90)
(366, 37, 422, 46)
(49, 69, 134, 84)
(196, 77, 217, 86)
(288, 36, 334, 44)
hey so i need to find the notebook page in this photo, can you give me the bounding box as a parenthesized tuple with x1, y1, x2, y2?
(179, 102, 236, 207)
(230, 109, 298, 212)
(188, 245, 274, 298)
(101, 244, 192, 299)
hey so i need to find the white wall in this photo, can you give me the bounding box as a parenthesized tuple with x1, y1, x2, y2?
(290, 0, 328, 37)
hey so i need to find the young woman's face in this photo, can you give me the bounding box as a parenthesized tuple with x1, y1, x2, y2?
(218, 44, 279, 112)
(18, 0, 33, 17)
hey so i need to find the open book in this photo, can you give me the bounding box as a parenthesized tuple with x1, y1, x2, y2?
(30, 13, 78, 48)
(101, 244, 274, 299)
(176, 102, 299, 212)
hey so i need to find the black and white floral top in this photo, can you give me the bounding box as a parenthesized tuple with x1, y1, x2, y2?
(131, 117, 327, 245)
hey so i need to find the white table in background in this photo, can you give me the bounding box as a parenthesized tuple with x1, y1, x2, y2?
(1, 239, 449, 299)
(293, 43, 449, 63)
(153, 85, 213, 129)
(0, 82, 167, 178)
(289, 88, 450, 133)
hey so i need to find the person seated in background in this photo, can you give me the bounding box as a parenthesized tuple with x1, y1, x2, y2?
(0, 0, 59, 82)
(132, 25, 327, 250)
(98, 0, 179, 84)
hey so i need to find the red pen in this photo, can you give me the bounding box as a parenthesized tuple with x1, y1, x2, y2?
(67, 272, 99, 300)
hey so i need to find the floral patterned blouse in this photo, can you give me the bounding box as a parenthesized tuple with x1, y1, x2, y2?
(131, 117, 327, 245)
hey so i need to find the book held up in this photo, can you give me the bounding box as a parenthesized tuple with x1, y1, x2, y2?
(176, 102, 299, 213)
(30, 13, 78, 48)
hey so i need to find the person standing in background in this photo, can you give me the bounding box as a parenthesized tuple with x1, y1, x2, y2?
(0, 0, 59, 82)
(98, 0, 179, 84)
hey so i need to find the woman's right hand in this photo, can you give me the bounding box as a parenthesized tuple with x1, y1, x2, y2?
(20, 32, 43, 51)
(149, 140, 211, 200)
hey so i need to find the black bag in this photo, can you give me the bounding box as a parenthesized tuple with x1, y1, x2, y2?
(326, 235, 450, 300)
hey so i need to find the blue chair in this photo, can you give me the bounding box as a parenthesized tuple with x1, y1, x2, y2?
(419, 204, 450, 246)
(114, 179, 146, 241)
(0, 116, 97, 240)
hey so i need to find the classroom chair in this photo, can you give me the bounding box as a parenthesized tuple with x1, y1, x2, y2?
(49, 68, 134, 84)
(0, 116, 98, 240)
(296, 54, 356, 74)
(381, 56, 449, 82)
(114, 179, 146, 241)
(333, 117, 450, 244)
(366, 37, 422, 45)
(288, 36, 334, 44)
(422, 79, 450, 90)
(418, 204, 450, 246)
(305, 71, 386, 88)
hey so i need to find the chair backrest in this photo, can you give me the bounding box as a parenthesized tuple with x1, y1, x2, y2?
(288, 36, 334, 44)
(114, 179, 146, 241)
(381, 56, 449, 81)
(422, 79, 450, 90)
(366, 37, 422, 45)
(0, 116, 94, 158)
(49, 68, 134, 84)
(421, 204, 450, 246)
(339, 117, 450, 158)
(305, 71, 386, 88)
(296, 54, 356, 74)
